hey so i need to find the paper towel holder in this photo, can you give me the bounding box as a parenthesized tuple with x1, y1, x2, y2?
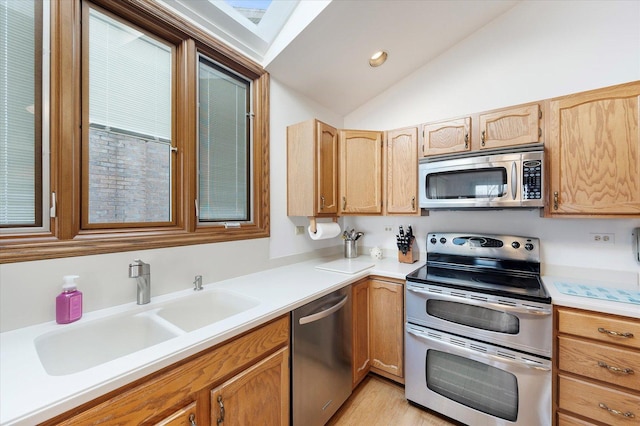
(309, 216, 338, 234)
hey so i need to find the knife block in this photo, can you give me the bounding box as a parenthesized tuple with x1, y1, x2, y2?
(398, 239, 419, 264)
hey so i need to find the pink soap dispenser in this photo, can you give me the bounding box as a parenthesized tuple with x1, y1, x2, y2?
(56, 275, 83, 324)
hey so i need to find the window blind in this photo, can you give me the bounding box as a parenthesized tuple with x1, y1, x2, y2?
(198, 56, 250, 222)
(0, 0, 37, 226)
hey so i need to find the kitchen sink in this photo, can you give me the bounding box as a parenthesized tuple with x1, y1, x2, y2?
(35, 313, 179, 376)
(156, 289, 260, 332)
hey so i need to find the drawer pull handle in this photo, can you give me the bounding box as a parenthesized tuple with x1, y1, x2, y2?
(189, 413, 197, 426)
(598, 402, 635, 418)
(598, 327, 634, 338)
(598, 361, 634, 375)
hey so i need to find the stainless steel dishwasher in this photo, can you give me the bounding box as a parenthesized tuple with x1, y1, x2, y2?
(291, 286, 352, 426)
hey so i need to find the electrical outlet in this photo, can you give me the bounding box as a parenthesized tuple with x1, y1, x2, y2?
(384, 225, 393, 232)
(590, 233, 615, 244)
(295, 225, 305, 235)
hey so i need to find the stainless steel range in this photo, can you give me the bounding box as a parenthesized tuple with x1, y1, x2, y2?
(405, 232, 552, 426)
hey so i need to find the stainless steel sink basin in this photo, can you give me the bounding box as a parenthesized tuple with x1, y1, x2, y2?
(35, 313, 179, 376)
(156, 289, 260, 332)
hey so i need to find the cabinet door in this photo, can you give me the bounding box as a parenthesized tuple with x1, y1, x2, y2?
(478, 104, 541, 150)
(369, 279, 403, 381)
(339, 130, 383, 214)
(422, 117, 470, 157)
(316, 121, 338, 214)
(352, 279, 370, 389)
(548, 81, 640, 216)
(287, 120, 338, 217)
(211, 347, 289, 426)
(385, 127, 418, 215)
(154, 402, 198, 426)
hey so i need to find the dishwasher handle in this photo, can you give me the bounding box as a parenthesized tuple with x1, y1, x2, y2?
(299, 294, 348, 325)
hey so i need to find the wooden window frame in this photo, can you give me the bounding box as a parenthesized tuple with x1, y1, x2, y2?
(0, 0, 270, 263)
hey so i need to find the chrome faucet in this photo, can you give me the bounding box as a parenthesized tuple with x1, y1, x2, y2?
(193, 275, 203, 291)
(129, 259, 151, 305)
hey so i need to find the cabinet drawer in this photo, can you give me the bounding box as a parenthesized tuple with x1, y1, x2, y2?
(557, 308, 640, 350)
(558, 375, 640, 424)
(557, 412, 598, 426)
(558, 335, 640, 391)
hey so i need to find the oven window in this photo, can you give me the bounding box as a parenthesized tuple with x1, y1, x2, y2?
(426, 349, 518, 421)
(426, 168, 507, 199)
(426, 300, 519, 334)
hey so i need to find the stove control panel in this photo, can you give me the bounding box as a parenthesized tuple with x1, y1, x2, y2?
(427, 232, 540, 262)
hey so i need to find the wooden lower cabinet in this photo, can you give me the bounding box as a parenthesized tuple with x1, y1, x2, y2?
(351, 277, 405, 386)
(351, 278, 370, 389)
(555, 307, 640, 426)
(369, 277, 404, 383)
(41, 316, 290, 426)
(210, 348, 289, 425)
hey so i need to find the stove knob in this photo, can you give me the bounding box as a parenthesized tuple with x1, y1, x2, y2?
(511, 241, 520, 249)
(439, 237, 447, 244)
(430, 237, 437, 245)
(525, 243, 534, 251)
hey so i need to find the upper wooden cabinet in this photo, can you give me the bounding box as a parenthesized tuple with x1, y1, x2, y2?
(287, 119, 338, 217)
(478, 104, 543, 150)
(422, 117, 471, 157)
(339, 129, 384, 214)
(385, 127, 419, 215)
(547, 81, 640, 217)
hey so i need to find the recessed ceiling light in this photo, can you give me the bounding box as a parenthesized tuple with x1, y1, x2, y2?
(369, 50, 388, 67)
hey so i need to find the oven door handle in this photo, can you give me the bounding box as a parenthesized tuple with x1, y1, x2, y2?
(406, 327, 551, 372)
(407, 285, 551, 316)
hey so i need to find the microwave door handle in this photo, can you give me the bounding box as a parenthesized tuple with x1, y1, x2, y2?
(406, 285, 551, 316)
(511, 161, 518, 200)
(406, 327, 551, 372)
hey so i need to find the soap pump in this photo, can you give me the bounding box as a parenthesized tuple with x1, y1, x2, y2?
(56, 275, 83, 324)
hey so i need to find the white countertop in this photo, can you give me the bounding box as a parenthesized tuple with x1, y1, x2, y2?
(2, 255, 637, 425)
(0, 256, 419, 426)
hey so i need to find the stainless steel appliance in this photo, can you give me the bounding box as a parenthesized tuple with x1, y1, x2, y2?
(418, 147, 544, 209)
(405, 233, 552, 426)
(291, 287, 352, 426)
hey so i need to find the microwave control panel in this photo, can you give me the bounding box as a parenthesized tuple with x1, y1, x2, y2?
(522, 160, 542, 199)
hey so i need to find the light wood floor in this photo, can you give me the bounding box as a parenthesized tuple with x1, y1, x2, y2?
(327, 375, 463, 426)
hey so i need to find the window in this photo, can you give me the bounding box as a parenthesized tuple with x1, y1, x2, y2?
(198, 55, 250, 223)
(0, 0, 47, 230)
(84, 6, 174, 226)
(0, 0, 269, 263)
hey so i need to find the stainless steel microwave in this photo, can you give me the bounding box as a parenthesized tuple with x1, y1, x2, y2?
(419, 148, 545, 209)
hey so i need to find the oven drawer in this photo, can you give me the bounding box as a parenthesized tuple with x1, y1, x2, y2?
(406, 282, 552, 357)
(558, 374, 640, 424)
(558, 335, 640, 392)
(558, 308, 640, 350)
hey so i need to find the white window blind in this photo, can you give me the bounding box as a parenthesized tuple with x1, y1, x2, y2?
(198, 56, 250, 222)
(89, 8, 171, 139)
(0, 0, 38, 227)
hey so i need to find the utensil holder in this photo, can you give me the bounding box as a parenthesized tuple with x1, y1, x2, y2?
(344, 240, 358, 258)
(398, 240, 419, 264)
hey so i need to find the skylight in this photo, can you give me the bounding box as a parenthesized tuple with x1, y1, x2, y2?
(162, 0, 299, 62)
(224, 0, 272, 25)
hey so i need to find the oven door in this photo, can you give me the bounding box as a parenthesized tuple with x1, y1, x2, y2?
(406, 282, 552, 357)
(419, 153, 521, 209)
(405, 324, 551, 426)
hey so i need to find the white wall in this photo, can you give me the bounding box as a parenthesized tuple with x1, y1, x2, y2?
(344, 0, 640, 283)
